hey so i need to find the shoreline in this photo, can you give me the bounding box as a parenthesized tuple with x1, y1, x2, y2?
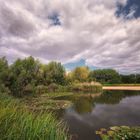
(103, 86, 140, 91)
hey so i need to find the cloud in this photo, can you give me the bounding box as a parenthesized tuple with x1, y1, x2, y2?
(0, 0, 140, 73)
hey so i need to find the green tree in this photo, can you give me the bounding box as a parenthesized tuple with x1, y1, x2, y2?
(120, 74, 136, 84)
(44, 61, 66, 85)
(89, 69, 121, 84)
(136, 74, 140, 83)
(0, 57, 9, 92)
(0, 57, 9, 83)
(72, 66, 89, 82)
(9, 56, 41, 96)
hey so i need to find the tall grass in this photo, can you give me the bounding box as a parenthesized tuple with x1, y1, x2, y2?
(70, 82, 102, 93)
(0, 93, 68, 140)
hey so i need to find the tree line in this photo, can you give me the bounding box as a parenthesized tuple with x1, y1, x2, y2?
(0, 56, 140, 96)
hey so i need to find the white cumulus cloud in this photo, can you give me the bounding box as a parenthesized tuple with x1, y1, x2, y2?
(0, 0, 140, 73)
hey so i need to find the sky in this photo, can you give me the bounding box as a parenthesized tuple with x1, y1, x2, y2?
(0, 0, 140, 74)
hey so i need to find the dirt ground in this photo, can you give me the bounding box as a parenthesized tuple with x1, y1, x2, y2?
(103, 86, 140, 91)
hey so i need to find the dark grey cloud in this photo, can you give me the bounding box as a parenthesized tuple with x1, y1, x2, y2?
(0, 0, 140, 73)
(0, 2, 36, 38)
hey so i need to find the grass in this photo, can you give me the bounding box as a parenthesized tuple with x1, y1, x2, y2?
(33, 83, 102, 95)
(0, 92, 68, 140)
(70, 82, 102, 93)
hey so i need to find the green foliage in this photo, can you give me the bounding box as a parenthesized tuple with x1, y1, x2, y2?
(47, 83, 59, 92)
(44, 62, 66, 85)
(136, 74, 140, 83)
(0, 84, 10, 94)
(121, 74, 137, 84)
(35, 85, 48, 94)
(119, 74, 140, 84)
(0, 57, 9, 91)
(35, 84, 69, 94)
(96, 126, 140, 140)
(89, 69, 121, 84)
(9, 56, 41, 96)
(70, 83, 102, 93)
(0, 92, 68, 140)
(0, 57, 68, 96)
(0, 57, 102, 96)
(71, 66, 89, 82)
(0, 57, 9, 81)
(1, 56, 140, 97)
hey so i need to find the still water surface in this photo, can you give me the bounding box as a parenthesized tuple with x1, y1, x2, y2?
(56, 91, 140, 140)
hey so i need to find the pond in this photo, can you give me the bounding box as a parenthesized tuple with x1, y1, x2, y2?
(54, 90, 140, 140)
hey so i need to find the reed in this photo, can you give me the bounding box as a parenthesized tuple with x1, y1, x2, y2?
(0, 93, 68, 140)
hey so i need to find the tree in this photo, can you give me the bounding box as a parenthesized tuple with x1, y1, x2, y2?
(9, 56, 41, 96)
(0, 57, 9, 83)
(71, 66, 89, 82)
(0, 57, 9, 92)
(136, 74, 140, 83)
(44, 62, 66, 85)
(120, 74, 137, 84)
(89, 69, 121, 84)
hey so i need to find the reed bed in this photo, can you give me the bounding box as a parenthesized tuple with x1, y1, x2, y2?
(0, 93, 68, 140)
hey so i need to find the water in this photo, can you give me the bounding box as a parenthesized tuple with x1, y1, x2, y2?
(55, 90, 140, 140)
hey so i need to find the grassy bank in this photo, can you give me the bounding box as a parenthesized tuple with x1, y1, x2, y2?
(0, 92, 68, 140)
(68, 82, 102, 93)
(32, 83, 102, 96)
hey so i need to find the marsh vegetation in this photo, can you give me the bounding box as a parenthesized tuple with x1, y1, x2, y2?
(0, 56, 140, 140)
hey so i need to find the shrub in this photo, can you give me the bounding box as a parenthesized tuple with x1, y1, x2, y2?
(70, 82, 102, 93)
(0, 83, 10, 94)
(35, 85, 48, 94)
(23, 84, 36, 95)
(48, 83, 59, 92)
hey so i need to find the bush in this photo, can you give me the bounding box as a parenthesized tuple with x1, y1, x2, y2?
(45, 82, 102, 93)
(70, 82, 102, 93)
(47, 83, 59, 92)
(0, 83, 10, 94)
(35, 85, 48, 94)
(47, 84, 68, 93)
(23, 84, 35, 95)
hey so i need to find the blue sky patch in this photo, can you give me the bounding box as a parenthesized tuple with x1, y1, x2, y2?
(64, 59, 97, 71)
(116, 0, 140, 19)
(48, 13, 61, 26)
(64, 59, 86, 71)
